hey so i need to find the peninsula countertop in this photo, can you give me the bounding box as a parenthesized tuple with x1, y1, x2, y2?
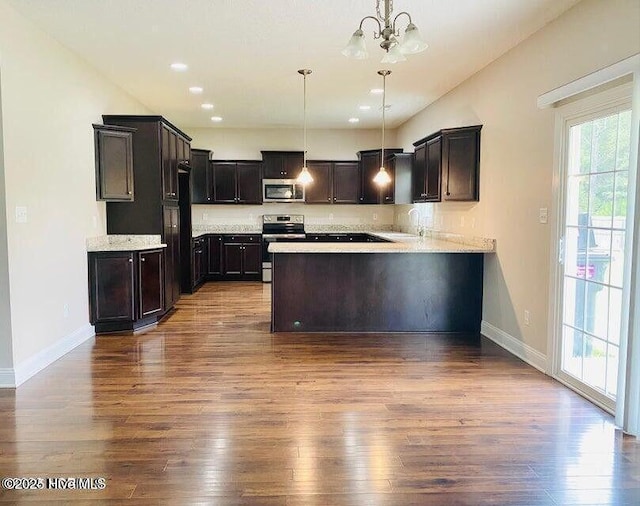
(268, 231, 496, 254)
(86, 235, 167, 252)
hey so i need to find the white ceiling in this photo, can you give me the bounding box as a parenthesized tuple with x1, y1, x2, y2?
(9, 0, 582, 129)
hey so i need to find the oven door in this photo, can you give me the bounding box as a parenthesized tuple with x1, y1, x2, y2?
(262, 180, 305, 202)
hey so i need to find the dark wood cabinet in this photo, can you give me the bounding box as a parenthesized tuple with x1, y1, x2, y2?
(190, 148, 212, 204)
(102, 115, 193, 314)
(412, 125, 481, 202)
(305, 161, 360, 204)
(222, 235, 262, 280)
(138, 249, 164, 318)
(88, 248, 164, 333)
(93, 124, 135, 201)
(211, 161, 262, 204)
(207, 234, 223, 276)
(358, 149, 404, 204)
(261, 151, 304, 179)
(163, 205, 180, 310)
(191, 236, 207, 290)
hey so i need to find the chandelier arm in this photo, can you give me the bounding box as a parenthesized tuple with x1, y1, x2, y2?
(358, 15, 383, 38)
(392, 11, 412, 36)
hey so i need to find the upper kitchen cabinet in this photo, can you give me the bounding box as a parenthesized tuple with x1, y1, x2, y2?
(161, 123, 191, 203)
(261, 151, 304, 179)
(211, 160, 262, 204)
(412, 125, 482, 202)
(358, 149, 405, 204)
(191, 148, 212, 204)
(305, 161, 360, 204)
(93, 124, 136, 201)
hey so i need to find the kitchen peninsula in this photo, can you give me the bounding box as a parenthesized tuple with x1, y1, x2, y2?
(269, 232, 495, 333)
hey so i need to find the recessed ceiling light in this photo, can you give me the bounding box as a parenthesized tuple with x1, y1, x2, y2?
(189, 86, 203, 94)
(211, 116, 223, 122)
(370, 88, 384, 94)
(170, 62, 188, 72)
(359, 105, 371, 111)
(201, 103, 214, 110)
(348, 117, 360, 123)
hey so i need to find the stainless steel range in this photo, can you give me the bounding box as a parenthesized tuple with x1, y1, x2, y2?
(261, 214, 305, 282)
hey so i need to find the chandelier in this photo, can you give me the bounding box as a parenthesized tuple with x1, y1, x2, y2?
(342, 0, 428, 64)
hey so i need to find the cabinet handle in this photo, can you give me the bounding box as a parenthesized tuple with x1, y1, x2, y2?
(128, 258, 133, 263)
(207, 197, 211, 201)
(141, 257, 146, 262)
(446, 191, 451, 196)
(127, 191, 132, 195)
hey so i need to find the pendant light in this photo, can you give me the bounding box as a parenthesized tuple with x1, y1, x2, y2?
(296, 69, 313, 185)
(373, 69, 392, 186)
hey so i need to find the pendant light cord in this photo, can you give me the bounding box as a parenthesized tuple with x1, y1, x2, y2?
(303, 71, 307, 168)
(381, 72, 385, 166)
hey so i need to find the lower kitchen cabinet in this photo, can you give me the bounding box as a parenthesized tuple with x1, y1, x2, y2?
(191, 236, 207, 290)
(222, 235, 262, 280)
(88, 248, 165, 334)
(207, 234, 224, 277)
(163, 205, 181, 309)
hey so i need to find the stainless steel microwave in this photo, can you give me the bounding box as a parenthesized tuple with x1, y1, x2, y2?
(262, 179, 305, 203)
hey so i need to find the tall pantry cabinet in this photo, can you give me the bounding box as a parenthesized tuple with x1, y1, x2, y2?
(102, 115, 192, 312)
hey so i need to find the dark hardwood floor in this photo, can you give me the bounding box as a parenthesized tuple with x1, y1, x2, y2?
(0, 282, 638, 504)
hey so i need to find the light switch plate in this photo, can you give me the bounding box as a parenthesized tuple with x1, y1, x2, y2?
(15, 206, 27, 223)
(539, 207, 548, 224)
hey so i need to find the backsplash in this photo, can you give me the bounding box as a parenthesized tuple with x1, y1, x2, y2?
(192, 204, 395, 229)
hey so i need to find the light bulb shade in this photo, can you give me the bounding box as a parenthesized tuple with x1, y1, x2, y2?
(400, 23, 428, 54)
(373, 166, 392, 186)
(381, 41, 406, 64)
(297, 166, 314, 185)
(342, 29, 369, 59)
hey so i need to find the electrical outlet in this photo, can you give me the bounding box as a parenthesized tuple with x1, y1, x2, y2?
(15, 206, 27, 223)
(460, 216, 465, 227)
(92, 215, 98, 229)
(329, 213, 334, 221)
(373, 213, 378, 221)
(471, 217, 476, 229)
(203, 212, 208, 221)
(524, 310, 530, 326)
(539, 207, 548, 224)
(63, 303, 69, 318)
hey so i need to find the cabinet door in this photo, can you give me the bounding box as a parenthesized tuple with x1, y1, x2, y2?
(94, 127, 134, 201)
(426, 137, 442, 201)
(442, 129, 480, 201)
(207, 235, 223, 275)
(332, 162, 360, 204)
(262, 153, 284, 178)
(223, 243, 243, 275)
(190, 150, 211, 204)
(89, 252, 135, 323)
(236, 162, 262, 204)
(138, 250, 164, 318)
(381, 157, 395, 204)
(412, 143, 427, 202)
(161, 126, 177, 201)
(282, 153, 304, 178)
(242, 243, 262, 276)
(163, 206, 180, 309)
(305, 162, 332, 203)
(360, 152, 382, 204)
(170, 131, 179, 201)
(212, 162, 237, 203)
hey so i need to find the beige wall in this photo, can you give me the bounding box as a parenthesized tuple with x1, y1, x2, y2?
(0, 67, 12, 369)
(395, 0, 640, 355)
(186, 127, 397, 160)
(0, 2, 151, 367)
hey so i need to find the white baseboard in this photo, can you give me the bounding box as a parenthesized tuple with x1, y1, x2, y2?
(0, 368, 15, 388)
(2, 324, 96, 388)
(481, 320, 548, 373)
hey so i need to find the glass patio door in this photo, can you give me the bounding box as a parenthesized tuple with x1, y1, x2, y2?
(559, 106, 631, 411)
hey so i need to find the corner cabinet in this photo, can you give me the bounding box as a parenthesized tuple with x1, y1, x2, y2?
(358, 149, 407, 204)
(88, 248, 164, 334)
(412, 125, 482, 203)
(93, 124, 136, 201)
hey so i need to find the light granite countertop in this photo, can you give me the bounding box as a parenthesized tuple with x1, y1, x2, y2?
(269, 231, 495, 254)
(86, 235, 167, 252)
